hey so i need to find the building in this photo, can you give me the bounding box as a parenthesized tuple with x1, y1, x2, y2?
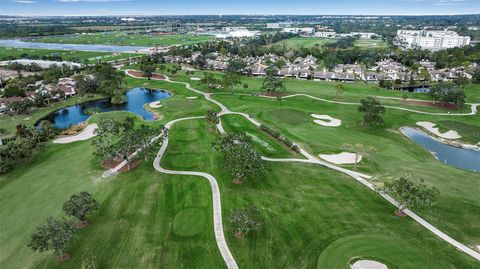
(314, 31, 336, 38)
(266, 22, 292, 29)
(282, 28, 315, 34)
(396, 30, 471, 50)
(0, 59, 82, 69)
(215, 30, 260, 39)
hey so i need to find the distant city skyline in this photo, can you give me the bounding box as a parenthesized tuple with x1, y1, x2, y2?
(1, 0, 479, 16)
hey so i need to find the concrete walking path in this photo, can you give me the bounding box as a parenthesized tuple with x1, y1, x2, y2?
(153, 116, 239, 269)
(124, 70, 480, 263)
(53, 124, 98, 144)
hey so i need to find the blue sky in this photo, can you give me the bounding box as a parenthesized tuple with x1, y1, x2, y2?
(1, 0, 479, 16)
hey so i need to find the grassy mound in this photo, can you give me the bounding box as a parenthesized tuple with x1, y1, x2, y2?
(173, 208, 206, 237)
(317, 234, 412, 269)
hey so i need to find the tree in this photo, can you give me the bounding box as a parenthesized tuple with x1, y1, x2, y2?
(139, 64, 156, 80)
(74, 74, 99, 95)
(9, 98, 35, 114)
(358, 97, 385, 127)
(212, 133, 265, 184)
(472, 69, 480, 84)
(63, 192, 99, 226)
(200, 72, 219, 92)
(221, 72, 241, 92)
(429, 82, 466, 108)
(261, 67, 286, 94)
(225, 58, 247, 74)
(420, 67, 431, 86)
(342, 143, 376, 170)
(38, 120, 57, 140)
(335, 84, 344, 100)
(28, 217, 77, 261)
(380, 176, 439, 216)
(92, 117, 166, 170)
(205, 110, 219, 127)
(229, 207, 262, 238)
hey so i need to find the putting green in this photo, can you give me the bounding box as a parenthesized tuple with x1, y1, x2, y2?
(317, 234, 426, 269)
(265, 108, 310, 125)
(173, 208, 207, 237)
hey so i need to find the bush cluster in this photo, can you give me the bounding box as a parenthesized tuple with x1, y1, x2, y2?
(260, 124, 299, 152)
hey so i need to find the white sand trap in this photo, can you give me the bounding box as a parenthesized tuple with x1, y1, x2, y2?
(319, 152, 362, 164)
(416, 121, 461, 139)
(149, 101, 163, 108)
(53, 124, 98, 144)
(311, 114, 341, 127)
(351, 260, 388, 269)
(186, 96, 198, 99)
(190, 77, 201, 81)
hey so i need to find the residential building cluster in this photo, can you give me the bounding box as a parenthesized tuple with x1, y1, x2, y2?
(396, 29, 471, 51)
(164, 52, 476, 87)
(0, 77, 79, 114)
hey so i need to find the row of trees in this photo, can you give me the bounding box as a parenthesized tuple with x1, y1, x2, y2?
(0, 121, 56, 174)
(92, 117, 166, 170)
(28, 192, 98, 262)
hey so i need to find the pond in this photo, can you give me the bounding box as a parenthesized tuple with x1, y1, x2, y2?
(0, 39, 148, 53)
(41, 88, 170, 129)
(401, 127, 480, 172)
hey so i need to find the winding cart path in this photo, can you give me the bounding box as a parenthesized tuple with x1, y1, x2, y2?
(124, 71, 480, 267)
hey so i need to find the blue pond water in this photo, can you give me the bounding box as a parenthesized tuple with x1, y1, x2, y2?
(0, 39, 148, 53)
(43, 88, 170, 129)
(401, 127, 480, 172)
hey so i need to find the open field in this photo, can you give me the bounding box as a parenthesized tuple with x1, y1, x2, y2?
(1, 72, 479, 268)
(29, 33, 214, 47)
(354, 39, 389, 49)
(0, 47, 136, 62)
(268, 37, 336, 49)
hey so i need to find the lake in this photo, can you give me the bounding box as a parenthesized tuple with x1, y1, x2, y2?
(0, 39, 148, 53)
(41, 88, 170, 129)
(401, 127, 480, 172)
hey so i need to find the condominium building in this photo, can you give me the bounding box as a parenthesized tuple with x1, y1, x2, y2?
(396, 30, 470, 50)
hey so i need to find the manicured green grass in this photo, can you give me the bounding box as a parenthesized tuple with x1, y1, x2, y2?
(0, 47, 135, 62)
(354, 39, 389, 49)
(173, 208, 207, 237)
(212, 93, 480, 246)
(1, 73, 478, 269)
(159, 117, 479, 268)
(30, 33, 213, 47)
(0, 140, 225, 268)
(436, 120, 480, 144)
(221, 114, 299, 158)
(268, 37, 336, 49)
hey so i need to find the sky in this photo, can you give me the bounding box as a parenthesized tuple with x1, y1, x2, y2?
(1, 0, 479, 16)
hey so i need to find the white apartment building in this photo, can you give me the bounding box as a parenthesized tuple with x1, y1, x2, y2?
(314, 31, 336, 38)
(396, 30, 470, 50)
(282, 27, 315, 34)
(266, 22, 292, 29)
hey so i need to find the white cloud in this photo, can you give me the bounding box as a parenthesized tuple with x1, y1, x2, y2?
(11, 0, 36, 3)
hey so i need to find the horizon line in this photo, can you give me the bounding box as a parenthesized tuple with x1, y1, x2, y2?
(1, 13, 480, 17)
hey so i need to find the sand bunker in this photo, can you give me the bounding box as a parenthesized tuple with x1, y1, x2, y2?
(190, 77, 201, 81)
(319, 152, 362, 164)
(149, 101, 163, 108)
(186, 96, 198, 99)
(416, 121, 461, 139)
(351, 260, 388, 269)
(311, 114, 341, 127)
(53, 124, 98, 144)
